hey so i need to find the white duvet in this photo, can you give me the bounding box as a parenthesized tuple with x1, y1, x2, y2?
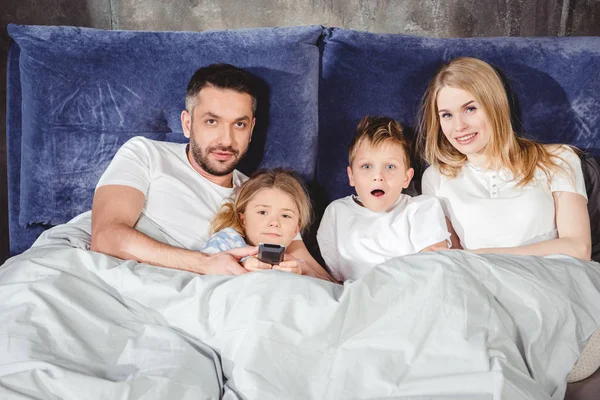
(1, 212, 599, 400)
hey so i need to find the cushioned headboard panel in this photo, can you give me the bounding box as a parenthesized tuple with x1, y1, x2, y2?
(317, 28, 600, 203)
(6, 24, 323, 255)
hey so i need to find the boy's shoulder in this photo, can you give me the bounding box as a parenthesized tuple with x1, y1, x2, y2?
(402, 193, 442, 213)
(325, 195, 356, 211)
(406, 193, 438, 203)
(321, 196, 362, 223)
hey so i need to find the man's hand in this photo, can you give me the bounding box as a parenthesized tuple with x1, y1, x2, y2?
(200, 247, 259, 275)
(272, 254, 303, 275)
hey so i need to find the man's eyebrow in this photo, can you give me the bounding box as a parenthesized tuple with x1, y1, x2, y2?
(199, 112, 251, 122)
(438, 100, 475, 114)
(200, 112, 222, 119)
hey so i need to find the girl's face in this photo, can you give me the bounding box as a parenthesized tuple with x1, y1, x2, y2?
(436, 86, 492, 160)
(240, 188, 301, 247)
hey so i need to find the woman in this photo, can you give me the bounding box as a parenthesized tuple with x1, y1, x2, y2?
(417, 57, 591, 260)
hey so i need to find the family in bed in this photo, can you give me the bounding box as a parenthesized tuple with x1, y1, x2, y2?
(90, 58, 592, 283)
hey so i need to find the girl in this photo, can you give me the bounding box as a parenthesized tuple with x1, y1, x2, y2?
(203, 168, 313, 274)
(417, 57, 591, 260)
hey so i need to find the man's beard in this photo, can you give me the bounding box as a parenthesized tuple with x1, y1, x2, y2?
(189, 134, 247, 177)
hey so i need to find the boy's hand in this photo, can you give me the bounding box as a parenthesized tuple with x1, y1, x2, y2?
(242, 255, 273, 272)
(273, 254, 304, 275)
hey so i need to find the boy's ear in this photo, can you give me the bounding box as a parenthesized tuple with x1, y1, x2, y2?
(403, 167, 415, 189)
(347, 166, 355, 187)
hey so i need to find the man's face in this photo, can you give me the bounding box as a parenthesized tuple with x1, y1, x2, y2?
(347, 140, 414, 213)
(182, 86, 255, 176)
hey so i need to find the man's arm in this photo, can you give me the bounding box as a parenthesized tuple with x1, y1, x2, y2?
(91, 185, 255, 275)
(286, 239, 338, 283)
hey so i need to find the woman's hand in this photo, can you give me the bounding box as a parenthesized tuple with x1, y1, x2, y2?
(273, 253, 304, 275)
(242, 256, 273, 272)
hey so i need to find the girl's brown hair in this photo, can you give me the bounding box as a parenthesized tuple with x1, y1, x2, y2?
(417, 57, 569, 186)
(210, 168, 312, 237)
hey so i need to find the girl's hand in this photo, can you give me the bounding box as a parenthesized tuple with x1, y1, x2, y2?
(242, 256, 272, 272)
(273, 254, 304, 275)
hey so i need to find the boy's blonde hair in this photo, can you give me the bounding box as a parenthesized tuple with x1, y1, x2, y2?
(417, 57, 568, 186)
(210, 168, 312, 237)
(348, 116, 411, 168)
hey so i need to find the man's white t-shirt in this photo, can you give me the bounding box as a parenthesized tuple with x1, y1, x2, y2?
(96, 136, 247, 251)
(421, 146, 587, 250)
(317, 194, 450, 282)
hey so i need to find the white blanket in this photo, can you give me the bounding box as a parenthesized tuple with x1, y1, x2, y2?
(1, 212, 600, 400)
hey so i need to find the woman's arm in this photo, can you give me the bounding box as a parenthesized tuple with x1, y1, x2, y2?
(471, 191, 591, 260)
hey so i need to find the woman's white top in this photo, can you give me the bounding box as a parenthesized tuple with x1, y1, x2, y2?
(421, 146, 587, 250)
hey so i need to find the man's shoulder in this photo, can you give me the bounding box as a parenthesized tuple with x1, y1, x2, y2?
(123, 136, 185, 153)
(233, 170, 249, 187)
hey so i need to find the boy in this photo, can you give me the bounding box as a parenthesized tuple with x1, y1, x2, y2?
(317, 116, 450, 282)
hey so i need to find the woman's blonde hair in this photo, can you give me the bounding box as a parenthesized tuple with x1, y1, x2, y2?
(417, 57, 568, 186)
(210, 168, 312, 237)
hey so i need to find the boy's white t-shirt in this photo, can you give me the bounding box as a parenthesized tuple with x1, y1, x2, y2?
(96, 136, 247, 251)
(421, 146, 587, 250)
(317, 194, 451, 282)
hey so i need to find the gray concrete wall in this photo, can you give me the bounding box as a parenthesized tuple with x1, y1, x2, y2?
(1, 0, 599, 262)
(107, 0, 598, 37)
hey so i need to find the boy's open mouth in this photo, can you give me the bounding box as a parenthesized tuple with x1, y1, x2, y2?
(371, 189, 385, 197)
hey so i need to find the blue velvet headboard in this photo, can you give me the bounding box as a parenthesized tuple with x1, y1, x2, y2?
(6, 24, 600, 256)
(6, 24, 322, 255)
(317, 28, 600, 202)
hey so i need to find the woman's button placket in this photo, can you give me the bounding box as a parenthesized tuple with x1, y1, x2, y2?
(490, 173, 498, 197)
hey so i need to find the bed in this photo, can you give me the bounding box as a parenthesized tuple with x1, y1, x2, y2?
(3, 24, 600, 399)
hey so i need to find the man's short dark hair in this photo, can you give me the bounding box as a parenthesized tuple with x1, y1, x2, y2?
(186, 63, 258, 114)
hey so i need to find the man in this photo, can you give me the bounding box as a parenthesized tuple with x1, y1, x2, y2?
(91, 64, 334, 281)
